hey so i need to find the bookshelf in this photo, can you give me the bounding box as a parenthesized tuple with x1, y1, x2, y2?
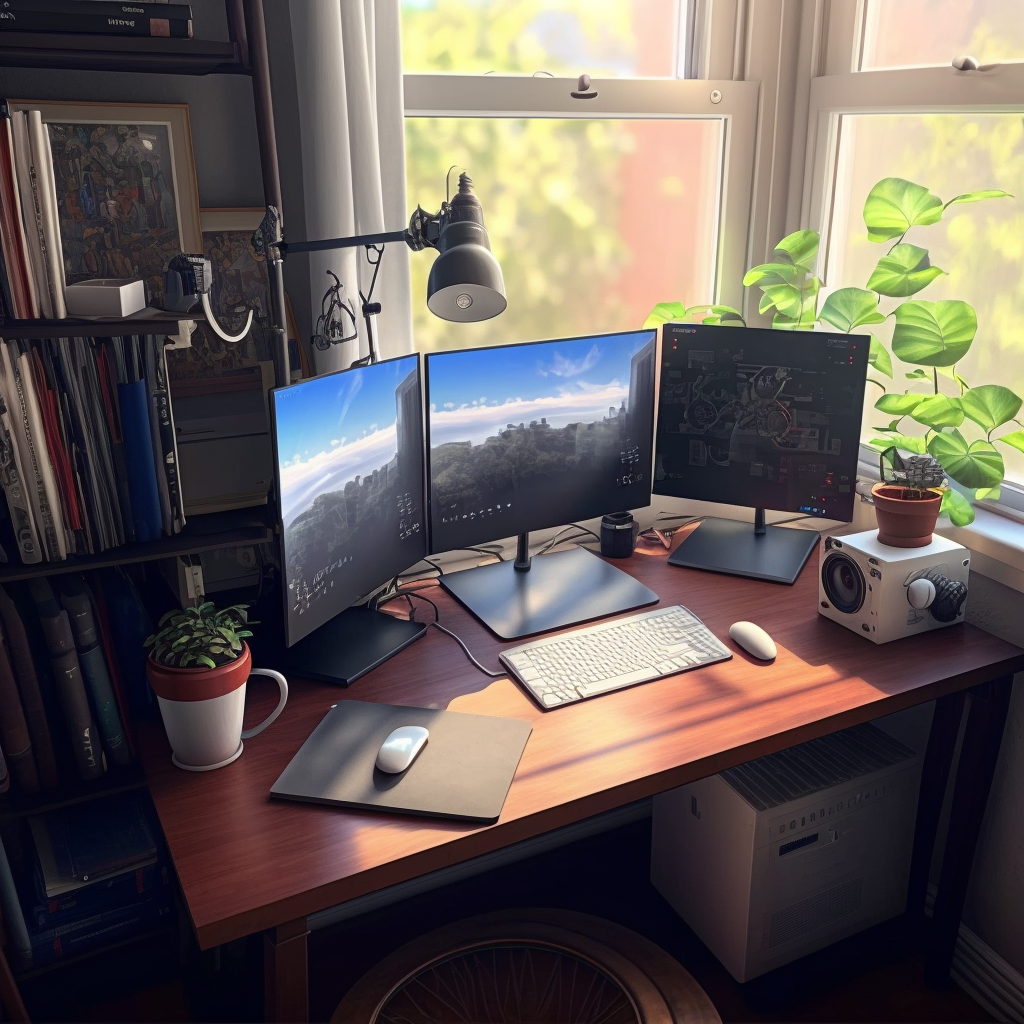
(0, 3, 287, 993)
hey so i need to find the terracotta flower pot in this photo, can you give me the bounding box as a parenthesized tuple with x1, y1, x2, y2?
(146, 644, 288, 771)
(871, 483, 943, 548)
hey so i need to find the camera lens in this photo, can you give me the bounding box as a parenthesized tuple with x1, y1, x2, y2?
(822, 552, 865, 613)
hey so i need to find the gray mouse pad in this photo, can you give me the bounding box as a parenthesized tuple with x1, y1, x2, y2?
(270, 701, 533, 824)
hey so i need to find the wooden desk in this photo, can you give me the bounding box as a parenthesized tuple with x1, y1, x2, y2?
(139, 540, 1024, 1021)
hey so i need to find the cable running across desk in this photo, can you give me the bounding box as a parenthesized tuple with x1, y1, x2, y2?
(500, 604, 733, 708)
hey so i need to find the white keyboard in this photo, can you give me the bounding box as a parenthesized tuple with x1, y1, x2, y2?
(499, 605, 732, 709)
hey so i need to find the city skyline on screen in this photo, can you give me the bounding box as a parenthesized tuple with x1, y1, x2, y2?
(427, 331, 654, 448)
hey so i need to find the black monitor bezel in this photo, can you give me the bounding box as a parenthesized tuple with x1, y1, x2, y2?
(423, 328, 658, 556)
(652, 322, 870, 523)
(269, 352, 427, 649)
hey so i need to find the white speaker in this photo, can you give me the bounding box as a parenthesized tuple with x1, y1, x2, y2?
(818, 530, 969, 644)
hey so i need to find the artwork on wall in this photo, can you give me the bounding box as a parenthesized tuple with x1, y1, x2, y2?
(9, 99, 202, 308)
(165, 208, 273, 391)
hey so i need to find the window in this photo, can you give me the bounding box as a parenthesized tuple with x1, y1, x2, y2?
(803, 10, 1024, 506)
(400, 1, 757, 351)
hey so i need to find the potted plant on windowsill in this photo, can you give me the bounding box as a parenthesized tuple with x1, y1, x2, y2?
(145, 602, 287, 772)
(872, 448, 947, 547)
(646, 177, 1023, 528)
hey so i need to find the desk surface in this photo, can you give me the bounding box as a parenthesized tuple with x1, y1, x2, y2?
(140, 538, 1024, 950)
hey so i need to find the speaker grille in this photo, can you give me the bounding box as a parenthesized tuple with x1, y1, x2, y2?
(769, 876, 865, 948)
(720, 722, 914, 811)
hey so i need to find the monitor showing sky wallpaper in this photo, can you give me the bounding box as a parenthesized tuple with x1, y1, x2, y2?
(426, 331, 656, 553)
(274, 355, 425, 646)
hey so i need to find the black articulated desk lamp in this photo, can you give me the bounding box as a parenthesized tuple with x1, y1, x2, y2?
(254, 171, 507, 378)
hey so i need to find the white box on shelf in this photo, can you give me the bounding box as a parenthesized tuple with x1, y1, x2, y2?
(64, 278, 147, 318)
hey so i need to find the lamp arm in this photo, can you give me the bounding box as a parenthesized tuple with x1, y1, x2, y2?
(279, 228, 413, 255)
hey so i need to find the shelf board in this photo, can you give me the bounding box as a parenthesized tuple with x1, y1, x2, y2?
(0, 512, 274, 583)
(1, 309, 202, 340)
(0, 33, 245, 75)
(0, 763, 148, 823)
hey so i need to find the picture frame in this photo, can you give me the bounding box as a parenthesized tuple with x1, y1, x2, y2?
(9, 99, 202, 307)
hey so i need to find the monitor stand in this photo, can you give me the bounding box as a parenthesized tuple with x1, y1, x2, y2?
(667, 509, 819, 585)
(255, 606, 427, 687)
(440, 532, 659, 640)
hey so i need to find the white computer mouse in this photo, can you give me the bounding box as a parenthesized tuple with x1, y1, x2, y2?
(728, 621, 777, 661)
(375, 725, 429, 774)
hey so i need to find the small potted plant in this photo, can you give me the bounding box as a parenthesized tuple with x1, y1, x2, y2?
(872, 447, 946, 547)
(145, 602, 287, 771)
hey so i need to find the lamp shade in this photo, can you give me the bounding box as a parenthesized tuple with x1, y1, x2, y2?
(426, 175, 507, 323)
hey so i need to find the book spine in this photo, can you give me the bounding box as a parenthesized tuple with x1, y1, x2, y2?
(0, 584, 59, 788)
(97, 342, 135, 544)
(27, 111, 66, 319)
(0, 341, 56, 560)
(156, 340, 185, 532)
(0, 392, 42, 563)
(1, 110, 39, 318)
(30, 861, 164, 927)
(117, 379, 162, 543)
(0, 620, 39, 792)
(0, 832, 32, 970)
(58, 576, 131, 767)
(29, 580, 104, 781)
(17, 348, 67, 559)
(2, 1, 193, 18)
(0, 112, 31, 319)
(143, 337, 171, 536)
(0, 11, 193, 37)
(8, 109, 50, 319)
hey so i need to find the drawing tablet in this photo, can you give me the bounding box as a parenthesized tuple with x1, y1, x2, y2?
(270, 701, 532, 824)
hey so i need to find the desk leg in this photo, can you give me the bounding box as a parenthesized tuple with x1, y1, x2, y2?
(264, 918, 309, 1022)
(924, 675, 1014, 988)
(907, 689, 966, 922)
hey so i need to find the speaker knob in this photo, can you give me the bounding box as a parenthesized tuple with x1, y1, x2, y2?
(907, 578, 936, 609)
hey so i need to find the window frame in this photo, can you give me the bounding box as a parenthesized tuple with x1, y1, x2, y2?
(403, 73, 760, 320)
(799, 54, 1024, 517)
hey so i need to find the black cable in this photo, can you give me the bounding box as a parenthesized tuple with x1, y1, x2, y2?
(429, 622, 503, 678)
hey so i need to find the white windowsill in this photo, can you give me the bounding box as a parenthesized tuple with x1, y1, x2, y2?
(937, 508, 1024, 595)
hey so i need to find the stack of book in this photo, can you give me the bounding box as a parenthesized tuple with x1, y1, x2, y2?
(0, 333, 185, 568)
(0, 791, 172, 970)
(0, 569, 155, 797)
(0, 2, 193, 41)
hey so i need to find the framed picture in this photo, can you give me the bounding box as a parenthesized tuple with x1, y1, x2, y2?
(9, 99, 202, 307)
(167, 208, 272, 392)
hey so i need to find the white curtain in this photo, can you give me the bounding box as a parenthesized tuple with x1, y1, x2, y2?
(288, 0, 412, 372)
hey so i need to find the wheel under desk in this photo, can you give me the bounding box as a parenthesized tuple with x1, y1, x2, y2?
(138, 534, 1024, 1022)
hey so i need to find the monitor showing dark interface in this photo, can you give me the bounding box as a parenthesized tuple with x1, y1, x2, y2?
(268, 354, 428, 684)
(425, 330, 660, 639)
(654, 322, 868, 584)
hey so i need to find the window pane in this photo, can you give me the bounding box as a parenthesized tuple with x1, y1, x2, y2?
(406, 116, 722, 350)
(400, 0, 681, 77)
(827, 112, 1024, 484)
(861, 0, 1024, 70)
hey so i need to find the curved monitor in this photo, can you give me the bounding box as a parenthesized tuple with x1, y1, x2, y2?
(271, 355, 427, 672)
(425, 329, 657, 555)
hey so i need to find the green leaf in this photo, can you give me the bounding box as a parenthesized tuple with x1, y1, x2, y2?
(760, 282, 810, 318)
(772, 229, 820, 273)
(944, 189, 1013, 209)
(866, 244, 945, 297)
(868, 434, 928, 454)
(742, 262, 801, 287)
(891, 300, 977, 366)
(975, 485, 1001, 501)
(869, 336, 893, 378)
(819, 288, 886, 331)
(196, 655, 217, 670)
(863, 178, 943, 242)
(940, 488, 975, 526)
(960, 385, 1023, 432)
(705, 305, 744, 325)
(875, 393, 924, 415)
(905, 368, 929, 380)
(928, 430, 1004, 489)
(643, 302, 688, 328)
(910, 394, 964, 428)
(994, 429, 1024, 454)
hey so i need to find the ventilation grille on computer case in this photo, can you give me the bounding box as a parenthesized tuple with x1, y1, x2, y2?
(720, 722, 915, 811)
(769, 876, 865, 947)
